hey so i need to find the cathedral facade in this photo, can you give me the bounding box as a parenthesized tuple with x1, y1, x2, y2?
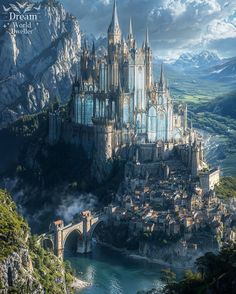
(69, 0, 187, 145)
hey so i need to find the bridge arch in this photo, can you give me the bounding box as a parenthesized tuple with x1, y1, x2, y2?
(88, 219, 105, 240)
(42, 237, 54, 251)
(63, 229, 84, 256)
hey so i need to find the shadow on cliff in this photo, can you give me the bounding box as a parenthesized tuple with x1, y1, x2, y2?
(0, 113, 125, 233)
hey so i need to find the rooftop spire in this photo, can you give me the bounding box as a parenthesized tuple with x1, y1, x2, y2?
(92, 40, 95, 55)
(129, 17, 133, 37)
(145, 27, 149, 48)
(108, 0, 120, 33)
(160, 63, 165, 85)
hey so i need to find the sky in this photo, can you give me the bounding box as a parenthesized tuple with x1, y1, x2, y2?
(59, 0, 236, 60)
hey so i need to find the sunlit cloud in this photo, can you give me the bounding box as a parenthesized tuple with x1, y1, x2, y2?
(59, 0, 236, 58)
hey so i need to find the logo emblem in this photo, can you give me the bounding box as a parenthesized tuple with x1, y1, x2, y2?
(2, 1, 41, 34)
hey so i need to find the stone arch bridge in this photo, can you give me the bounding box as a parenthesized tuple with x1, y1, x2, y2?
(40, 210, 107, 259)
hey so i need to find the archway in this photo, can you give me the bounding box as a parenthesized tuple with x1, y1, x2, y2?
(42, 238, 54, 252)
(64, 230, 84, 257)
(148, 106, 157, 142)
(157, 109, 166, 141)
(89, 221, 105, 246)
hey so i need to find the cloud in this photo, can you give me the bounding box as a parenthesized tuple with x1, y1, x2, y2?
(59, 0, 236, 58)
(57, 193, 98, 223)
(205, 19, 236, 41)
(99, 0, 110, 5)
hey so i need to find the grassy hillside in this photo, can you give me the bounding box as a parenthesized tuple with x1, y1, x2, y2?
(0, 190, 28, 261)
(215, 177, 236, 199)
(195, 91, 236, 120)
(188, 92, 236, 176)
(153, 63, 234, 104)
(0, 189, 74, 293)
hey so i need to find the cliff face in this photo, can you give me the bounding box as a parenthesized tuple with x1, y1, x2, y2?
(0, 0, 81, 126)
(0, 249, 43, 293)
(0, 189, 74, 293)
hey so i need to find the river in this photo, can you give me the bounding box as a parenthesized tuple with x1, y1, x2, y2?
(65, 243, 169, 294)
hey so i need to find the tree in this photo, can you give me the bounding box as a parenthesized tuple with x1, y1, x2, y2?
(160, 268, 176, 284)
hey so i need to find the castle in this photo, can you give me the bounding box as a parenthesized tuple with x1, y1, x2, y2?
(48, 0, 219, 189)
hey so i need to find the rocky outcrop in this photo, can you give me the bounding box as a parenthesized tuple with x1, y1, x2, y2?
(0, 249, 43, 293)
(0, 189, 74, 293)
(0, 0, 81, 126)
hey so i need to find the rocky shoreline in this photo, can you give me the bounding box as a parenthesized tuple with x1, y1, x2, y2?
(97, 240, 193, 269)
(71, 277, 91, 291)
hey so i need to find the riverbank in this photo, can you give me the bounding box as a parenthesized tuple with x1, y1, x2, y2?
(97, 240, 193, 269)
(71, 277, 91, 291)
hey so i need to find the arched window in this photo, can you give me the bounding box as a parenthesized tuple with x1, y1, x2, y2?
(74, 95, 82, 124)
(123, 98, 129, 124)
(148, 106, 157, 142)
(141, 113, 146, 133)
(84, 95, 93, 125)
(157, 109, 166, 141)
(136, 113, 141, 133)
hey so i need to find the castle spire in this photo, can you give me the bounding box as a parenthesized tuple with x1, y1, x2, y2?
(92, 40, 95, 55)
(108, 0, 120, 33)
(145, 26, 149, 48)
(129, 17, 133, 37)
(128, 17, 135, 48)
(160, 63, 165, 85)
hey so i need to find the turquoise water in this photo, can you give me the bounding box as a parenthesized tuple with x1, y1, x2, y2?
(66, 244, 166, 294)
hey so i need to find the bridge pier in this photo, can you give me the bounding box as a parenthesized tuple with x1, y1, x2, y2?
(76, 237, 92, 254)
(51, 220, 65, 259)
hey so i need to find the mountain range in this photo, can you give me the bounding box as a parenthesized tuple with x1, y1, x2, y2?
(0, 0, 81, 126)
(172, 51, 221, 69)
(171, 51, 236, 82)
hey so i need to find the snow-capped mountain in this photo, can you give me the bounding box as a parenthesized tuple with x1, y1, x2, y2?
(173, 51, 221, 70)
(209, 57, 236, 81)
(0, 0, 81, 125)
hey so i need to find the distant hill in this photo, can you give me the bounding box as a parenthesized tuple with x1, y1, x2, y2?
(208, 57, 236, 82)
(196, 91, 236, 120)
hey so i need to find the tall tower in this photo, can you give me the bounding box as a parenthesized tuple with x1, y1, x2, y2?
(158, 64, 166, 94)
(107, 0, 121, 91)
(191, 140, 200, 178)
(144, 27, 152, 91)
(127, 18, 135, 49)
(48, 97, 61, 145)
(108, 0, 121, 49)
(81, 40, 89, 81)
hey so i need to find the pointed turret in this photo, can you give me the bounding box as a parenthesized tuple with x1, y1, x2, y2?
(108, 0, 120, 35)
(92, 40, 95, 55)
(129, 17, 133, 38)
(122, 36, 128, 54)
(145, 27, 149, 49)
(158, 64, 167, 93)
(160, 64, 165, 84)
(128, 17, 135, 48)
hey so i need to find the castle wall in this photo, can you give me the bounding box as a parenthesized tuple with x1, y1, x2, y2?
(62, 122, 94, 159)
(199, 168, 220, 194)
